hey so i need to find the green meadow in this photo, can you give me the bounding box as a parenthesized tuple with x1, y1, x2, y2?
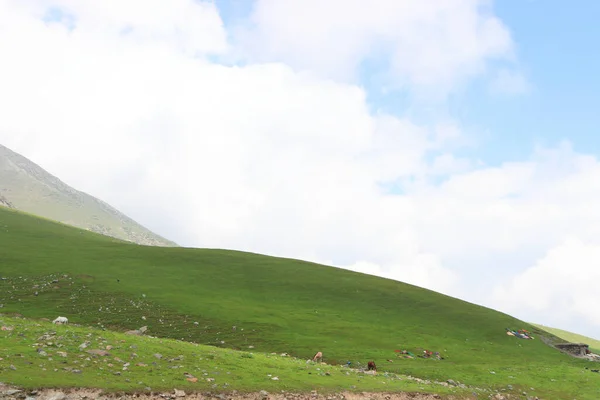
(0, 316, 465, 396)
(1, 207, 599, 399)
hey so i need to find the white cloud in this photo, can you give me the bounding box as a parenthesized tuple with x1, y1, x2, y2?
(0, 1, 599, 338)
(492, 238, 600, 330)
(234, 0, 516, 93)
(490, 68, 531, 95)
(6, 0, 229, 55)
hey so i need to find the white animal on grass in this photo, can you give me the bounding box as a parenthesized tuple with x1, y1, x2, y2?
(52, 316, 68, 324)
(312, 351, 323, 362)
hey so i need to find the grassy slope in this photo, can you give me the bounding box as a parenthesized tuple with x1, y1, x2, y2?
(0, 207, 598, 399)
(0, 144, 176, 247)
(532, 323, 600, 353)
(0, 316, 466, 396)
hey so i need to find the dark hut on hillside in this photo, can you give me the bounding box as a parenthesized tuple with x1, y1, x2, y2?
(555, 343, 589, 356)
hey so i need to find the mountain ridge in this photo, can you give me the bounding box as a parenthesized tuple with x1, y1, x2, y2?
(0, 143, 176, 247)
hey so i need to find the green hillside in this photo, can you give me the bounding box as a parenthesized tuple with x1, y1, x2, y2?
(0, 144, 176, 247)
(532, 323, 600, 353)
(1, 206, 599, 399)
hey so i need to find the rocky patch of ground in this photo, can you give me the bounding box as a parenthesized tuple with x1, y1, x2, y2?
(0, 384, 530, 400)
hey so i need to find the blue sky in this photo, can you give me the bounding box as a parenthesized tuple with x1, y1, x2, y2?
(467, 0, 600, 164)
(377, 0, 600, 166)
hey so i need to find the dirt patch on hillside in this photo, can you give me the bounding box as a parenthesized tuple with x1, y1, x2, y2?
(0, 384, 493, 400)
(37, 391, 448, 400)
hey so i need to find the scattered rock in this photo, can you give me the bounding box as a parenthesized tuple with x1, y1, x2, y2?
(46, 392, 66, 400)
(125, 326, 148, 336)
(86, 349, 110, 357)
(174, 389, 186, 397)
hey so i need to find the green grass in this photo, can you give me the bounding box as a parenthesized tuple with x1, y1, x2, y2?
(1, 207, 599, 399)
(532, 323, 600, 353)
(0, 316, 465, 396)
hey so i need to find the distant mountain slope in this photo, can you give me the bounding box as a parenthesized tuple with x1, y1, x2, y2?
(0, 193, 13, 208)
(0, 143, 176, 247)
(532, 323, 600, 353)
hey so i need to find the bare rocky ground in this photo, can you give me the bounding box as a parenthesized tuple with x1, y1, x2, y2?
(0, 383, 522, 400)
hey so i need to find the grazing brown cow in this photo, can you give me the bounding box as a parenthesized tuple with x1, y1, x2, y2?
(312, 351, 323, 362)
(367, 361, 377, 371)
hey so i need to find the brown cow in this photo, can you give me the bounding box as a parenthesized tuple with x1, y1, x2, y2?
(367, 361, 377, 371)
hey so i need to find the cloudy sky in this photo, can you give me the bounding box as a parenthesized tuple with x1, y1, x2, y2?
(1, 0, 599, 339)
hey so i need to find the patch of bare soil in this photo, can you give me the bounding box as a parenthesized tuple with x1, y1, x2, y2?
(0, 384, 496, 400)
